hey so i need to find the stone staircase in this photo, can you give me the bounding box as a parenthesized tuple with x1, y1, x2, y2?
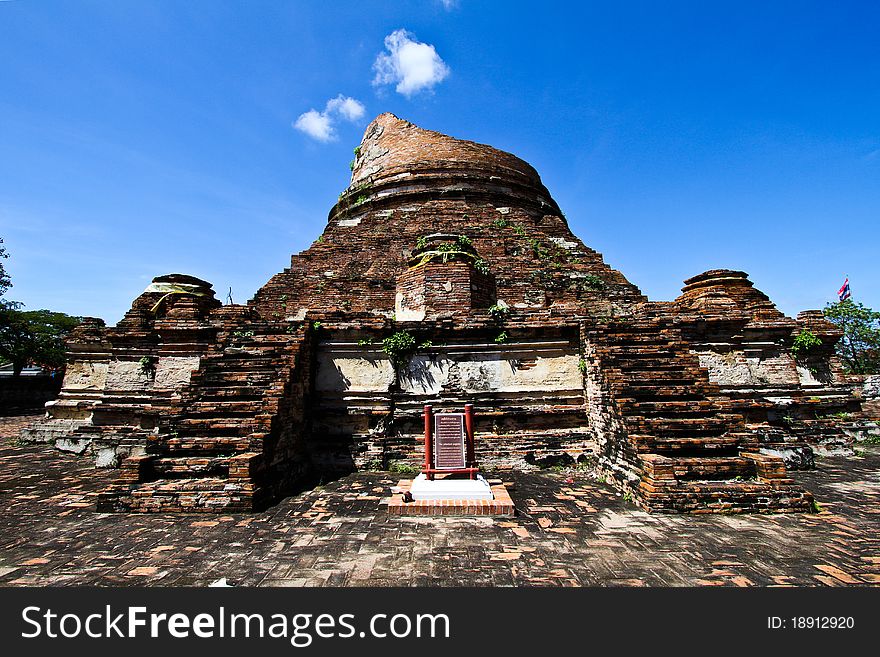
(98, 316, 312, 513)
(594, 315, 813, 512)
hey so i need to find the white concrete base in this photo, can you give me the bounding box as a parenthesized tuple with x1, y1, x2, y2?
(409, 473, 494, 501)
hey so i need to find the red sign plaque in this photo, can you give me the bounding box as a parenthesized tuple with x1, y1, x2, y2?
(433, 413, 467, 470)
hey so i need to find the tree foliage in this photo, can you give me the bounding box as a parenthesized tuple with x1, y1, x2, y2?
(0, 237, 83, 375)
(790, 328, 822, 358)
(0, 237, 11, 300)
(823, 299, 880, 375)
(382, 330, 417, 368)
(0, 237, 18, 308)
(0, 308, 83, 376)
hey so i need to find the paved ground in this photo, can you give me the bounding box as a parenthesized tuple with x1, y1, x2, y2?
(1, 413, 879, 587)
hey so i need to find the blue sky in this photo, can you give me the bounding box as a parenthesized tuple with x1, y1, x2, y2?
(1, 0, 877, 323)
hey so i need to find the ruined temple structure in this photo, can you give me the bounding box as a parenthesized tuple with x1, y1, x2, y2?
(25, 113, 866, 513)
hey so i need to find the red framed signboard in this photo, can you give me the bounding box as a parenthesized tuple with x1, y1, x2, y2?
(433, 413, 467, 470)
(422, 404, 478, 479)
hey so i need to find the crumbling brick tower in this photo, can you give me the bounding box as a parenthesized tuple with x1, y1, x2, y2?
(30, 113, 862, 512)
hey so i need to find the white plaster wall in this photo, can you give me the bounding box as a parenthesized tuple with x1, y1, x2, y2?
(62, 360, 109, 391)
(154, 356, 200, 390)
(457, 353, 581, 393)
(316, 352, 396, 392)
(796, 364, 822, 386)
(398, 351, 581, 394)
(696, 350, 798, 386)
(401, 356, 451, 394)
(317, 348, 581, 396)
(395, 290, 426, 322)
(105, 359, 153, 391)
(863, 375, 880, 399)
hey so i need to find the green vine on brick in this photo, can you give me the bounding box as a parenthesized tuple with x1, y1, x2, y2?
(488, 303, 509, 321)
(790, 329, 822, 358)
(581, 274, 606, 291)
(138, 356, 157, 378)
(494, 331, 509, 344)
(382, 331, 417, 367)
(409, 234, 483, 269)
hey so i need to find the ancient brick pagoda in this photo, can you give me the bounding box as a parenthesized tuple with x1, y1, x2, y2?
(25, 113, 864, 513)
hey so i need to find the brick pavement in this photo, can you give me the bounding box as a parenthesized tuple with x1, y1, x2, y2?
(1, 414, 878, 586)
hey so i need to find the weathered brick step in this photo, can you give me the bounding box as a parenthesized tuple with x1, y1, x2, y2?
(600, 323, 674, 333)
(636, 414, 739, 431)
(601, 333, 681, 350)
(196, 372, 277, 385)
(213, 355, 285, 366)
(610, 370, 706, 382)
(478, 428, 593, 440)
(602, 343, 680, 353)
(612, 378, 700, 390)
(623, 399, 719, 413)
(638, 479, 809, 512)
(222, 330, 298, 340)
(197, 388, 265, 400)
(621, 406, 719, 420)
(607, 358, 698, 371)
(200, 364, 280, 376)
(613, 377, 713, 389)
(121, 478, 256, 513)
(166, 418, 258, 436)
(152, 456, 231, 477)
(611, 384, 713, 400)
(642, 454, 757, 481)
(223, 337, 292, 347)
(187, 401, 265, 415)
(160, 435, 253, 453)
(600, 348, 682, 359)
(195, 366, 278, 377)
(603, 364, 696, 375)
(631, 434, 744, 453)
(628, 421, 730, 439)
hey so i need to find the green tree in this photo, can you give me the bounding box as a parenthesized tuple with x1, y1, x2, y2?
(823, 299, 880, 374)
(0, 237, 11, 300)
(0, 238, 82, 376)
(0, 309, 82, 376)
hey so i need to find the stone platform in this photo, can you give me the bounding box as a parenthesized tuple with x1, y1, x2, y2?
(383, 476, 514, 516)
(3, 415, 880, 587)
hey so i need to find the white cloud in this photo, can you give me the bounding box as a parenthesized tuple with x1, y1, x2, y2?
(326, 95, 366, 122)
(294, 109, 334, 142)
(439, 0, 459, 9)
(293, 95, 366, 142)
(373, 29, 450, 97)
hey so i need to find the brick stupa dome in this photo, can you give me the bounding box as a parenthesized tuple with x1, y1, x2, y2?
(348, 112, 544, 191)
(254, 113, 645, 318)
